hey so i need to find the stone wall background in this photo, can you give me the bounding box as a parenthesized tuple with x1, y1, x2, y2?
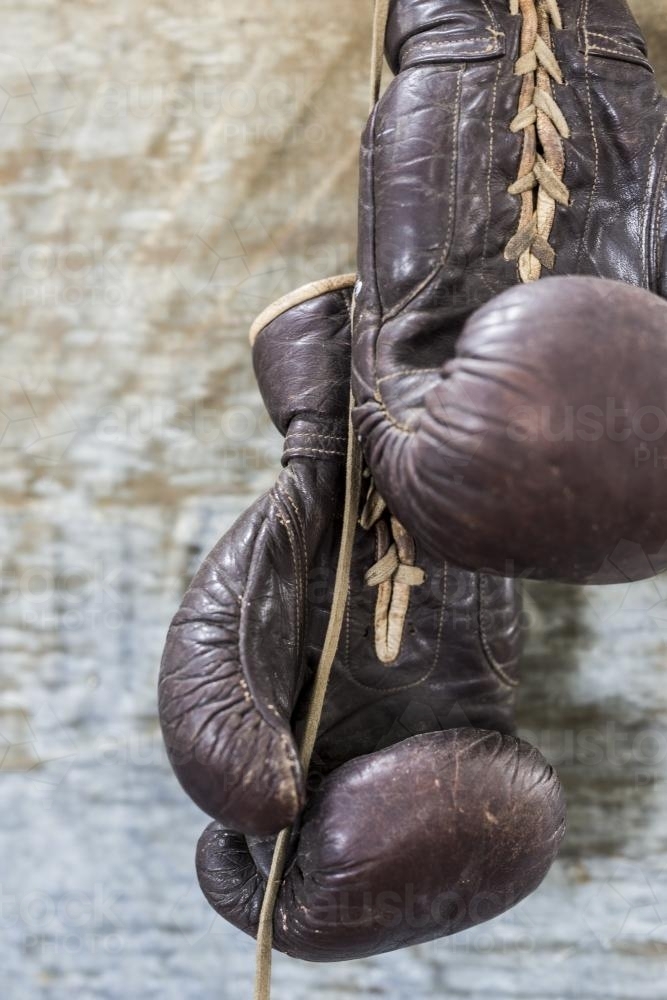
(1, 1, 666, 998)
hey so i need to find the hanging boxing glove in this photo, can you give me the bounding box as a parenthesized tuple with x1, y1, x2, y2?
(352, 0, 667, 584)
(159, 280, 565, 961)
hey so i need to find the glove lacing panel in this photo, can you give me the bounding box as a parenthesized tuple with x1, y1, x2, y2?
(361, 474, 426, 664)
(505, 0, 570, 282)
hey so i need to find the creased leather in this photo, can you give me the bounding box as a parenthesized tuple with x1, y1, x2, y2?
(159, 288, 565, 961)
(198, 730, 564, 962)
(352, 0, 667, 585)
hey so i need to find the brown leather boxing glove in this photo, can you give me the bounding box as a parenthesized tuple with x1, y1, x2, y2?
(353, 0, 667, 584)
(159, 281, 565, 961)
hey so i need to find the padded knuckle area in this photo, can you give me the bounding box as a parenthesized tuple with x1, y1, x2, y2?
(370, 277, 667, 584)
(196, 731, 565, 962)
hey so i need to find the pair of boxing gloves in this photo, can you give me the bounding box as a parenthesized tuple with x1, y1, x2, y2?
(159, 0, 667, 962)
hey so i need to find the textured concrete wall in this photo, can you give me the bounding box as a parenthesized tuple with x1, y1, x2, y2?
(1, 1, 666, 998)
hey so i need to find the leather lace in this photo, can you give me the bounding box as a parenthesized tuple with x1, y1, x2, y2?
(505, 0, 570, 282)
(361, 476, 425, 664)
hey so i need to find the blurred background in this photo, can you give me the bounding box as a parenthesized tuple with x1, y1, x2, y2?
(1, 1, 666, 997)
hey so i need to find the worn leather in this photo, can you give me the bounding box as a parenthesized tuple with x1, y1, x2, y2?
(159, 287, 565, 961)
(353, 0, 667, 584)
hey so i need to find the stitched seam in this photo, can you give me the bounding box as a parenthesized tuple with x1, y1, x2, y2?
(376, 367, 443, 384)
(586, 31, 648, 59)
(287, 431, 347, 439)
(384, 67, 462, 327)
(344, 577, 351, 675)
(478, 575, 520, 688)
(284, 447, 347, 458)
(587, 42, 650, 61)
(481, 0, 499, 31)
(395, 1, 499, 65)
(406, 47, 500, 60)
(285, 435, 347, 452)
(368, 398, 414, 435)
(431, 561, 448, 676)
(369, 102, 383, 329)
(641, 116, 667, 287)
(587, 31, 637, 49)
(276, 482, 307, 558)
(482, 60, 502, 285)
(370, 60, 460, 433)
(234, 502, 299, 744)
(274, 507, 302, 634)
(286, 443, 347, 452)
(341, 638, 438, 693)
(404, 37, 501, 54)
(406, 34, 501, 48)
(271, 491, 304, 642)
(286, 433, 347, 443)
(576, 28, 600, 273)
(237, 516, 271, 720)
(659, 173, 667, 291)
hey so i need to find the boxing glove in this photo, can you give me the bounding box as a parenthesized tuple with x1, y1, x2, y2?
(352, 0, 667, 584)
(159, 281, 565, 961)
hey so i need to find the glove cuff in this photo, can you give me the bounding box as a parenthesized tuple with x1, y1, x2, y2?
(251, 277, 354, 438)
(282, 416, 348, 466)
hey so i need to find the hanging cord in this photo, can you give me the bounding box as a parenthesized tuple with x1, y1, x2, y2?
(253, 401, 363, 1000)
(253, 5, 389, 996)
(370, 0, 390, 108)
(504, 0, 570, 282)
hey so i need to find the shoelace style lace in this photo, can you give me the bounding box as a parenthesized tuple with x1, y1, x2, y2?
(361, 475, 426, 664)
(505, 0, 570, 282)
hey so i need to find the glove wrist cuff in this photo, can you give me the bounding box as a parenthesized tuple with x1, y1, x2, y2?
(282, 416, 348, 466)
